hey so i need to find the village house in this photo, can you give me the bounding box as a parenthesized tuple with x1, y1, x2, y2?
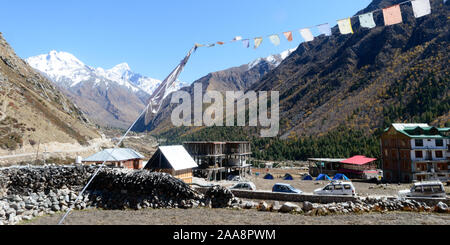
(144, 145, 198, 184)
(82, 148, 145, 170)
(381, 123, 450, 183)
(307, 156, 380, 180)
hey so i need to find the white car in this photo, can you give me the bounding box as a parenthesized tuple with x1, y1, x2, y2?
(314, 181, 356, 196)
(230, 182, 256, 191)
(398, 181, 446, 198)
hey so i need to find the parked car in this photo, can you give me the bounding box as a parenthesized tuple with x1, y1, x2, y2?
(314, 181, 356, 196)
(398, 181, 446, 198)
(230, 182, 256, 191)
(272, 183, 302, 194)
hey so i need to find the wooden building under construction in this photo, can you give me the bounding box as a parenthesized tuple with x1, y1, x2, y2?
(183, 141, 252, 181)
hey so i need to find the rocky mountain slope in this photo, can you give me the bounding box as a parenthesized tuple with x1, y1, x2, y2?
(26, 51, 187, 129)
(149, 0, 449, 143)
(0, 33, 100, 151)
(132, 48, 296, 133)
(252, 0, 449, 138)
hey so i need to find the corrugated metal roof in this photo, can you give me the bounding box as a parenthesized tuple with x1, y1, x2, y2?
(388, 123, 448, 139)
(82, 148, 145, 162)
(340, 155, 377, 165)
(308, 158, 347, 162)
(158, 145, 198, 171)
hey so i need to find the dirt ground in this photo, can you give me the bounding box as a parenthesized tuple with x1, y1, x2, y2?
(25, 208, 450, 225)
(211, 168, 450, 197)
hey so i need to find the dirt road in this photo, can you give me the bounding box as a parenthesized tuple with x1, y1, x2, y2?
(25, 208, 450, 225)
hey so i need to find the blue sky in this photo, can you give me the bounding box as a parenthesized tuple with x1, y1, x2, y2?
(1, 0, 371, 83)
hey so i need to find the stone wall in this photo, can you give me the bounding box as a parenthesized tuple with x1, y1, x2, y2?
(0, 165, 236, 225)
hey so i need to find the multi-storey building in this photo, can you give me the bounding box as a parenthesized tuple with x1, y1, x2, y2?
(183, 141, 252, 181)
(381, 123, 450, 183)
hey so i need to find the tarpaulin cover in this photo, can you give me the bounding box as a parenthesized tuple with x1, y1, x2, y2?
(264, 173, 274, 179)
(316, 174, 332, 181)
(283, 174, 294, 180)
(302, 175, 313, 180)
(332, 173, 350, 180)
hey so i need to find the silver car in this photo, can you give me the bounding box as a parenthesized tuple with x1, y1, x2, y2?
(398, 181, 446, 198)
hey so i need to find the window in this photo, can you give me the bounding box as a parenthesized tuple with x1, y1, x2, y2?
(423, 186, 433, 193)
(415, 151, 423, 158)
(415, 139, 423, 147)
(436, 139, 443, 147)
(413, 186, 422, 192)
(334, 185, 343, 190)
(323, 185, 333, 191)
(344, 185, 351, 190)
(431, 185, 443, 192)
(435, 151, 443, 158)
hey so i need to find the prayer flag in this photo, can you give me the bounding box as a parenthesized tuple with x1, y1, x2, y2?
(254, 37, 263, 49)
(383, 5, 403, 26)
(233, 36, 243, 41)
(411, 0, 431, 18)
(317, 23, 332, 36)
(337, 18, 353, 34)
(242, 39, 250, 48)
(283, 31, 293, 42)
(269, 34, 281, 46)
(144, 46, 197, 125)
(217, 41, 225, 45)
(359, 12, 376, 29)
(299, 28, 314, 42)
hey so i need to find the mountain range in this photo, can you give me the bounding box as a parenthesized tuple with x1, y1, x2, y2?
(140, 0, 449, 145)
(27, 48, 296, 130)
(0, 33, 100, 151)
(131, 48, 297, 133)
(26, 51, 187, 129)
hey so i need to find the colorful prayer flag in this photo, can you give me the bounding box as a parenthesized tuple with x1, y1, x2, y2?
(383, 5, 403, 26)
(317, 23, 332, 36)
(411, 0, 431, 18)
(254, 37, 263, 49)
(299, 28, 314, 42)
(217, 41, 225, 45)
(269, 34, 281, 46)
(337, 18, 353, 34)
(242, 39, 250, 48)
(283, 31, 293, 42)
(359, 12, 376, 29)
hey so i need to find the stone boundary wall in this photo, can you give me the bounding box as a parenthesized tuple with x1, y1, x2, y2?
(195, 188, 356, 204)
(195, 187, 450, 205)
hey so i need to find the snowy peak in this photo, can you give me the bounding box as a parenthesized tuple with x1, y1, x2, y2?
(109, 63, 131, 74)
(26, 51, 167, 95)
(247, 48, 297, 70)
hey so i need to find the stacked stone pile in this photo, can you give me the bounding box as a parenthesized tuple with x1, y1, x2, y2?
(0, 165, 236, 225)
(204, 185, 237, 208)
(86, 168, 207, 210)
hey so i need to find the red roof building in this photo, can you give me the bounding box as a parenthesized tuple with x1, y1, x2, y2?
(338, 155, 379, 179)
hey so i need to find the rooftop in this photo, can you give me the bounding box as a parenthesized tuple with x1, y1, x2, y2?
(83, 148, 145, 162)
(386, 123, 449, 139)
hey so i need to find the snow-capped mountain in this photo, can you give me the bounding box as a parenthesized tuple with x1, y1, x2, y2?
(26, 51, 168, 94)
(248, 48, 297, 70)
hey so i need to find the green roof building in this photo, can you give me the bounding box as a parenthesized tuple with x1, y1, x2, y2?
(380, 123, 449, 183)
